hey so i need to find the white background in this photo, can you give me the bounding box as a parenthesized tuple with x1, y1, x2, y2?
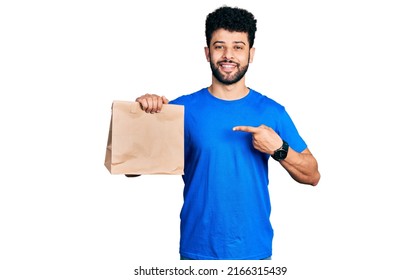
(1, 0, 419, 279)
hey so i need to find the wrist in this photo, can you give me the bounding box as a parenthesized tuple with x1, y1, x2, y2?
(271, 140, 289, 161)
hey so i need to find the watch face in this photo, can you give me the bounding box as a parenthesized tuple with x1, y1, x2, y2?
(275, 149, 285, 160)
(278, 150, 287, 159)
(272, 141, 289, 161)
(273, 148, 287, 160)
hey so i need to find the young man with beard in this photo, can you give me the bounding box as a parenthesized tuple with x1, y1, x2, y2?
(135, 6, 320, 260)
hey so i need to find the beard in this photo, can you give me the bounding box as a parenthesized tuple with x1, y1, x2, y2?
(210, 59, 249, 85)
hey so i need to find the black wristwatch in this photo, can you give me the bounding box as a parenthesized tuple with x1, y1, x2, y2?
(271, 140, 289, 161)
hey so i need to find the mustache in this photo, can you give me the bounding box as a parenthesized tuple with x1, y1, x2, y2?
(218, 59, 238, 65)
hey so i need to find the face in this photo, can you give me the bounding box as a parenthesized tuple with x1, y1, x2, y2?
(205, 29, 255, 85)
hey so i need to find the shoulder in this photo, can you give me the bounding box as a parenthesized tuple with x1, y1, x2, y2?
(249, 88, 286, 113)
(170, 88, 206, 105)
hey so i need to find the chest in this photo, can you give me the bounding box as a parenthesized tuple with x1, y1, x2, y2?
(184, 105, 276, 153)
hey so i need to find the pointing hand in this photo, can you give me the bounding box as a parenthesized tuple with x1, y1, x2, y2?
(233, 125, 283, 155)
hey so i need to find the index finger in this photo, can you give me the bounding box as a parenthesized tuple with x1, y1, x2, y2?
(233, 126, 258, 133)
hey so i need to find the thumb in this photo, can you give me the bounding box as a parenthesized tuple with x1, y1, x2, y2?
(162, 96, 169, 104)
(233, 126, 258, 133)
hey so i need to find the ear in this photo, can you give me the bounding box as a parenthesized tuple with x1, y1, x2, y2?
(249, 47, 255, 63)
(204, 47, 210, 62)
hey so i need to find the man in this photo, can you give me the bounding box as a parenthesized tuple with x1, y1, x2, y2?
(136, 6, 320, 260)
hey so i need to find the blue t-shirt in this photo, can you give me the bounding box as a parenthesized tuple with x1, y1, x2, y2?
(170, 88, 306, 260)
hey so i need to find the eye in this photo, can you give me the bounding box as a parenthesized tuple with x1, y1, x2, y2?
(214, 45, 224, 50)
(234, 45, 244, 50)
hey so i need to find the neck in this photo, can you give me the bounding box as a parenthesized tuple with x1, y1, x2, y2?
(208, 80, 249, 101)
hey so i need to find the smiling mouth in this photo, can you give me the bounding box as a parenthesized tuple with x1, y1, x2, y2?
(218, 61, 237, 71)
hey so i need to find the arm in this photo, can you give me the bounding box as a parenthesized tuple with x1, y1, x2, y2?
(278, 147, 320, 186)
(233, 125, 320, 186)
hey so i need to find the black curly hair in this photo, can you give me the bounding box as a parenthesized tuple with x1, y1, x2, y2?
(205, 6, 257, 48)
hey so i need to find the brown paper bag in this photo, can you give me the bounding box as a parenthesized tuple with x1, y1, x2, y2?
(104, 101, 184, 175)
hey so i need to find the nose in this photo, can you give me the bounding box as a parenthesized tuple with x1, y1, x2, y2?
(223, 47, 234, 60)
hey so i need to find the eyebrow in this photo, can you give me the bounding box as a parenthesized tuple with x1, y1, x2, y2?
(212, 40, 247, 46)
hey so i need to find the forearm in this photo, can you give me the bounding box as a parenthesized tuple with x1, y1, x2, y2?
(279, 148, 320, 186)
(231, 124, 320, 186)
